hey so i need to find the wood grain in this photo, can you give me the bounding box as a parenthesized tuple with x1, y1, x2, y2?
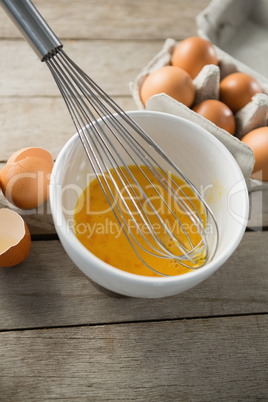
(0, 39, 163, 97)
(0, 315, 267, 401)
(0, 232, 266, 330)
(0, 0, 210, 40)
(0, 97, 136, 160)
(248, 188, 268, 229)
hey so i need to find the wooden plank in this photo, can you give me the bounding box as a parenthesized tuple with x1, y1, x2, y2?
(248, 188, 268, 229)
(0, 39, 164, 97)
(0, 97, 136, 160)
(0, 232, 267, 330)
(0, 0, 210, 40)
(0, 315, 267, 400)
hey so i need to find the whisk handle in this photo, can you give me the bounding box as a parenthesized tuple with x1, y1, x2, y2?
(0, 0, 62, 61)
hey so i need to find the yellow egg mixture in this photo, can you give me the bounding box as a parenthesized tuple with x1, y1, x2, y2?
(74, 165, 206, 277)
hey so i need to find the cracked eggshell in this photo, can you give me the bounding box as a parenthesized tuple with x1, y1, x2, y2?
(0, 208, 31, 267)
(0, 147, 54, 210)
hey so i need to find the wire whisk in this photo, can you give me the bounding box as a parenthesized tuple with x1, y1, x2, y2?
(1, 0, 219, 276)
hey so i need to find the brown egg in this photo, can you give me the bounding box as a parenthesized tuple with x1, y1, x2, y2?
(219, 72, 262, 113)
(0, 147, 54, 209)
(193, 99, 236, 135)
(241, 126, 268, 181)
(0, 208, 31, 267)
(171, 37, 218, 79)
(140, 65, 195, 107)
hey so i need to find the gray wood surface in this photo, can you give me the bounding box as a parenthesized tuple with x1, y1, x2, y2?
(0, 0, 209, 40)
(1, 315, 267, 401)
(0, 232, 267, 331)
(0, 0, 267, 400)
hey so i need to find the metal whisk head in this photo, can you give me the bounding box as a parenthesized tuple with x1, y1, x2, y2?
(1, 0, 219, 276)
(45, 50, 218, 275)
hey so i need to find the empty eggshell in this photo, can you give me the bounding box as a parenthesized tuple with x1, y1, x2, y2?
(0, 208, 31, 267)
(0, 147, 54, 209)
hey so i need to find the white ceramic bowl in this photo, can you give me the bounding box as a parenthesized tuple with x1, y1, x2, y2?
(50, 110, 249, 298)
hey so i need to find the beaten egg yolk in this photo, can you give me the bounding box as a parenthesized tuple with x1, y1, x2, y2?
(74, 165, 207, 277)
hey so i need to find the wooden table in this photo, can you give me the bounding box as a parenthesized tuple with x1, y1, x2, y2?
(0, 1, 267, 400)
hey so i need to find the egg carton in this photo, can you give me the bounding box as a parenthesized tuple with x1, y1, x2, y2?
(131, 0, 268, 189)
(130, 36, 268, 190)
(197, 0, 268, 84)
(130, 38, 268, 185)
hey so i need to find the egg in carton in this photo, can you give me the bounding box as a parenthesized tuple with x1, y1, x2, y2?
(130, 37, 268, 190)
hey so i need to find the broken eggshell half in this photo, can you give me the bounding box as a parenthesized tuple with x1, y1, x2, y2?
(0, 208, 31, 267)
(0, 147, 54, 210)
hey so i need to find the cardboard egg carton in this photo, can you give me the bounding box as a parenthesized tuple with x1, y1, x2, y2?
(197, 0, 268, 85)
(130, 1, 268, 188)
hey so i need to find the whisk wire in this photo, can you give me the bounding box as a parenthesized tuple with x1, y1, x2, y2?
(1, 0, 219, 276)
(61, 53, 209, 254)
(46, 50, 218, 273)
(46, 54, 189, 274)
(47, 52, 209, 263)
(45, 49, 217, 272)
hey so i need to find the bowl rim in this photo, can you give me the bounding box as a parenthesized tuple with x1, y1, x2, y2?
(50, 110, 249, 284)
